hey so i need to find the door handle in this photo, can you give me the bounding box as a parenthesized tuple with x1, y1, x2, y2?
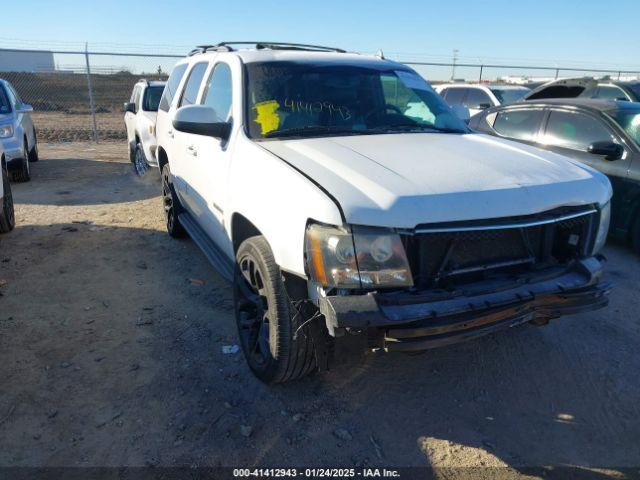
(167, 129, 174, 138)
(187, 145, 198, 156)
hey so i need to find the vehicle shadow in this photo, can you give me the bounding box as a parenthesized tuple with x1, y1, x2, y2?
(11, 157, 159, 206)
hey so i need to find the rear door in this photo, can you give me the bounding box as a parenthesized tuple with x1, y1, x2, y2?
(156, 62, 189, 171)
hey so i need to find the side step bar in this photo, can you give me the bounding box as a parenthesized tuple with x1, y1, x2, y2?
(177, 212, 234, 282)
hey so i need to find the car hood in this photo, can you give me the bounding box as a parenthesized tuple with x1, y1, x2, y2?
(260, 133, 612, 228)
(523, 77, 597, 101)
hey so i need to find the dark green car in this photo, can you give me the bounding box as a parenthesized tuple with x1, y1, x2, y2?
(470, 98, 640, 253)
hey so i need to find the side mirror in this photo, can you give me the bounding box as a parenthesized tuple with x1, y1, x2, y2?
(18, 104, 33, 113)
(588, 141, 624, 161)
(172, 105, 231, 140)
(476, 103, 492, 110)
(451, 104, 471, 122)
(123, 102, 136, 114)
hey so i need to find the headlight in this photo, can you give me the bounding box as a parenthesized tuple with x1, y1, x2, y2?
(592, 201, 611, 255)
(305, 223, 413, 289)
(0, 124, 13, 139)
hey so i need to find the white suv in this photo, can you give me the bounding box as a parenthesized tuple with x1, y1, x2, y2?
(435, 83, 531, 118)
(156, 42, 612, 384)
(1, 144, 15, 233)
(124, 79, 166, 174)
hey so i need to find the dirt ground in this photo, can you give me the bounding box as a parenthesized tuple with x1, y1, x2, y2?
(1, 143, 639, 476)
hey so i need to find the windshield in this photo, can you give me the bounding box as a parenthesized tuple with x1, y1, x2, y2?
(612, 110, 640, 146)
(490, 87, 530, 105)
(245, 62, 468, 139)
(142, 86, 165, 111)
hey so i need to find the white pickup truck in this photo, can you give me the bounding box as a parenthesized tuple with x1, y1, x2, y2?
(1, 144, 15, 233)
(155, 42, 612, 384)
(123, 79, 166, 174)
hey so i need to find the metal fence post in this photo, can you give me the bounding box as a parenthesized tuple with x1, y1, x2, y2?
(84, 43, 99, 143)
(555, 68, 560, 79)
(479, 65, 483, 82)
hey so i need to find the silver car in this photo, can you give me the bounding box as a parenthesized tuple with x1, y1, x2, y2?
(0, 79, 38, 182)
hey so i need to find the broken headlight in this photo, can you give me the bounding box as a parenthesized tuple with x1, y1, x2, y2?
(305, 223, 413, 289)
(592, 201, 611, 255)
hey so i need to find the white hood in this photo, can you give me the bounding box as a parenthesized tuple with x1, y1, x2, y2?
(261, 133, 612, 228)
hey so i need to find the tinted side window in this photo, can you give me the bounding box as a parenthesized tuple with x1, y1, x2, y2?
(542, 110, 613, 150)
(492, 109, 544, 141)
(179, 63, 208, 108)
(594, 85, 628, 101)
(4, 84, 19, 109)
(158, 63, 188, 112)
(201, 63, 233, 121)
(442, 88, 466, 105)
(464, 88, 493, 109)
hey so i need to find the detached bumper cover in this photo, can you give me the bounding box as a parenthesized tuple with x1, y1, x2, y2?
(319, 257, 611, 352)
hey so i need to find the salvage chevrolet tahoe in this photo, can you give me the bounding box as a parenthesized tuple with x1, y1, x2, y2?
(155, 42, 613, 383)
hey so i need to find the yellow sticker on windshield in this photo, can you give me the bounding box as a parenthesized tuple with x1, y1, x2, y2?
(253, 100, 281, 135)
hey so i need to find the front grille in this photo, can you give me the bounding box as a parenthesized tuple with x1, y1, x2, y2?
(403, 207, 596, 289)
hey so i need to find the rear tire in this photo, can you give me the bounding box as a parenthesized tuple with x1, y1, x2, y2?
(10, 140, 30, 183)
(161, 163, 186, 238)
(0, 165, 15, 233)
(234, 236, 317, 384)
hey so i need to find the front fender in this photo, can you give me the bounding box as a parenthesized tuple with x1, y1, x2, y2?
(226, 139, 343, 277)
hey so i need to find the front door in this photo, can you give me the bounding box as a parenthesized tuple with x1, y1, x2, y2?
(187, 61, 235, 257)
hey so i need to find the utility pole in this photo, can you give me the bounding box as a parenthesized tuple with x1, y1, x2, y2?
(451, 49, 459, 81)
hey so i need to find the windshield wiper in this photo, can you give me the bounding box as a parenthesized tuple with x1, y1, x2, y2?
(368, 124, 466, 134)
(264, 126, 366, 138)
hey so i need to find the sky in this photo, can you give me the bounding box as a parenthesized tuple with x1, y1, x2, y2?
(1, 0, 639, 80)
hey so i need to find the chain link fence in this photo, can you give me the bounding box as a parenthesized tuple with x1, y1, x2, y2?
(1, 46, 639, 143)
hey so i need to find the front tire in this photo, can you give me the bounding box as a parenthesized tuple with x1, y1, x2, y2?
(10, 140, 30, 183)
(0, 165, 15, 233)
(234, 236, 317, 384)
(161, 163, 185, 238)
(28, 130, 39, 163)
(133, 144, 149, 176)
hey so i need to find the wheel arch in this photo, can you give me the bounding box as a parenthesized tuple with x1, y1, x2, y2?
(157, 146, 168, 172)
(231, 213, 263, 255)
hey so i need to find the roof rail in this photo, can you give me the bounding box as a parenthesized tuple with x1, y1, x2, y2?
(188, 42, 346, 55)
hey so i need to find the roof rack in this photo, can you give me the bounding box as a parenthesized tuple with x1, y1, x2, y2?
(188, 42, 346, 56)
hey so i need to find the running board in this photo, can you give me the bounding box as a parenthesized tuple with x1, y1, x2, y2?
(177, 212, 234, 282)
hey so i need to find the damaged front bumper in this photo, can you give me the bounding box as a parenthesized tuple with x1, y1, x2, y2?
(319, 257, 611, 352)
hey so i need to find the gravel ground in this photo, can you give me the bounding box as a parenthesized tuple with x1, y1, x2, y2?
(0, 143, 639, 476)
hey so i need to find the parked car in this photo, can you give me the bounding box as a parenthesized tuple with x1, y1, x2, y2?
(523, 77, 640, 102)
(156, 42, 612, 383)
(124, 79, 166, 175)
(470, 98, 640, 253)
(0, 144, 15, 233)
(0, 79, 38, 182)
(435, 83, 531, 118)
